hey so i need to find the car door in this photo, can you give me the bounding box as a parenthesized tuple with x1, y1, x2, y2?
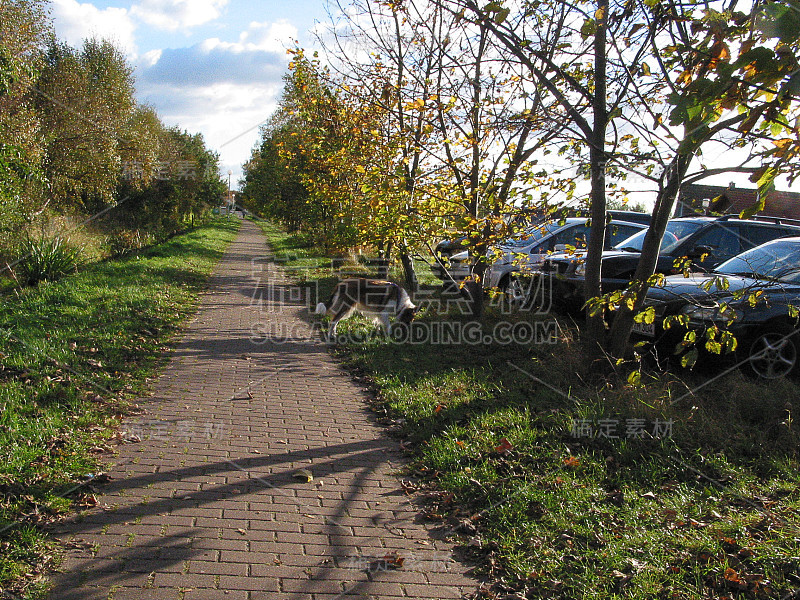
(741, 224, 800, 250)
(546, 224, 591, 252)
(684, 224, 743, 269)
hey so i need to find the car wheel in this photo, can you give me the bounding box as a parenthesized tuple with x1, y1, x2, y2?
(744, 325, 799, 379)
(501, 274, 528, 311)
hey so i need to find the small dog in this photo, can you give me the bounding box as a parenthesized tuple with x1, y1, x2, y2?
(315, 278, 416, 339)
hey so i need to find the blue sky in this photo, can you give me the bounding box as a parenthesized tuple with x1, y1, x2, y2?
(50, 0, 334, 188)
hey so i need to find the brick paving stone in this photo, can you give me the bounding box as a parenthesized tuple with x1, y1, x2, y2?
(46, 219, 478, 599)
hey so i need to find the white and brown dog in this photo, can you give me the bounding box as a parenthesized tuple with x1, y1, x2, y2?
(315, 278, 416, 339)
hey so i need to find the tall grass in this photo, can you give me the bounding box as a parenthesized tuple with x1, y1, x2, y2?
(14, 236, 85, 286)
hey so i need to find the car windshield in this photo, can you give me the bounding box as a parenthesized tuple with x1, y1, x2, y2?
(717, 239, 800, 282)
(503, 221, 565, 248)
(613, 220, 704, 254)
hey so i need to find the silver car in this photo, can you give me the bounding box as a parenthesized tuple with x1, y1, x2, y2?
(484, 218, 647, 295)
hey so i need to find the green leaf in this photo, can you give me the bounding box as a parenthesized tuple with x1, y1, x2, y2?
(494, 7, 511, 24)
(580, 18, 597, 39)
(758, 2, 800, 42)
(721, 330, 738, 352)
(782, 70, 800, 97)
(634, 306, 656, 324)
(681, 348, 699, 368)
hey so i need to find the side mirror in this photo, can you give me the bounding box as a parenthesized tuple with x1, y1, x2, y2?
(688, 245, 713, 259)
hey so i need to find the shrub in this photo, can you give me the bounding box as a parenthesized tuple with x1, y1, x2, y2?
(14, 236, 84, 286)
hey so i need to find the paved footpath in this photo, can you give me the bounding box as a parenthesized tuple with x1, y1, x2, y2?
(49, 219, 478, 600)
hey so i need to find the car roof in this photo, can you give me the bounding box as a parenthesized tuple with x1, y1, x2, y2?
(671, 215, 800, 228)
(758, 236, 800, 244)
(527, 217, 646, 228)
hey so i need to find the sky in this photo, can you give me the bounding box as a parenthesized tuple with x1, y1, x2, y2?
(49, 0, 335, 190)
(47, 0, 796, 202)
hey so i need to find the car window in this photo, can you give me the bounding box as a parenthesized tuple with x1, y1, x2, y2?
(743, 224, 800, 248)
(687, 224, 742, 263)
(718, 239, 800, 282)
(545, 224, 590, 251)
(607, 224, 643, 247)
(504, 221, 564, 248)
(614, 220, 703, 253)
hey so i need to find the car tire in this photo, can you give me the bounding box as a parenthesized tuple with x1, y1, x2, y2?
(501, 274, 528, 311)
(743, 324, 800, 379)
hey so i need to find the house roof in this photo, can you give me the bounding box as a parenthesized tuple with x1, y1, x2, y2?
(677, 183, 800, 219)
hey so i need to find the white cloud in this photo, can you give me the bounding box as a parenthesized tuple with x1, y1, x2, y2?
(141, 49, 162, 68)
(238, 20, 299, 53)
(136, 29, 291, 185)
(138, 41, 286, 87)
(141, 81, 282, 186)
(50, 0, 138, 56)
(131, 0, 229, 32)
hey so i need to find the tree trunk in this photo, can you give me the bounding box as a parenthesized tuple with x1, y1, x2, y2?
(607, 153, 693, 358)
(464, 259, 485, 318)
(399, 251, 418, 293)
(583, 0, 609, 350)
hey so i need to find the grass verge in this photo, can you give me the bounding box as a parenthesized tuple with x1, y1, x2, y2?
(0, 217, 240, 599)
(262, 221, 800, 600)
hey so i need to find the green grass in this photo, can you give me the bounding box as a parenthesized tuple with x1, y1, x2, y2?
(263, 221, 800, 600)
(0, 217, 239, 599)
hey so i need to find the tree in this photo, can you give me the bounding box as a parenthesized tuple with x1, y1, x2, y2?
(453, 0, 658, 341)
(322, 0, 563, 308)
(241, 114, 311, 233)
(452, 0, 800, 360)
(605, 0, 800, 358)
(0, 0, 50, 255)
(36, 38, 136, 211)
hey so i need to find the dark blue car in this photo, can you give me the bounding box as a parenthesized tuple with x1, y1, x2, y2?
(635, 237, 800, 379)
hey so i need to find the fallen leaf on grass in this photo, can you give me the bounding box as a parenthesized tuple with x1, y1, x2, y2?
(76, 494, 99, 507)
(495, 438, 513, 454)
(455, 519, 477, 534)
(563, 456, 581, 467)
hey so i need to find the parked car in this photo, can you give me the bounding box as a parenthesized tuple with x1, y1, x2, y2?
(433, 217, 648, 294)
(431, 210, 650, 285)
(540, 215, 800, 312)
(633, 236, 800, 378)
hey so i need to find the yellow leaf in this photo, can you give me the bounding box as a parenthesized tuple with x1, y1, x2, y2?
(677, 70, 692, 86)
(293, 469, 314, 483)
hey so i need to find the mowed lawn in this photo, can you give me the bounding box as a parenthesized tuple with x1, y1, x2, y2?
(0, 217, 240, 599)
